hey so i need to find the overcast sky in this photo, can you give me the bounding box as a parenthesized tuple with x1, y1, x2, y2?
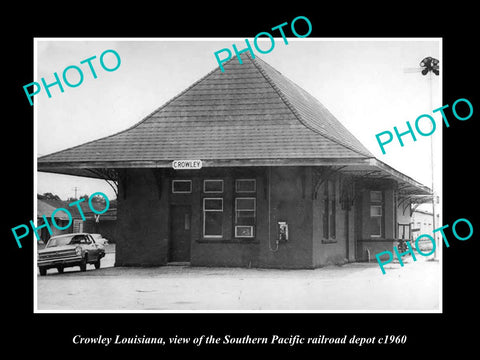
(35, 38, 441, 210)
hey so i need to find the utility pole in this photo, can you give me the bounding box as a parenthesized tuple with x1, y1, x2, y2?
(404, 56, 439, 260)
(72, 186, 79, 199)
(420, 57, 439, 260)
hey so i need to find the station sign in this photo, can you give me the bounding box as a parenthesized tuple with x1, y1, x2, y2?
(172, 160, 202, 170)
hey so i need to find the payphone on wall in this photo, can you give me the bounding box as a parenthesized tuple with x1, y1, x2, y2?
(278, 221, 289, 242)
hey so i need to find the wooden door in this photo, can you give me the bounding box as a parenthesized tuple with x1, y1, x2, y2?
(169, 205, 191, 262)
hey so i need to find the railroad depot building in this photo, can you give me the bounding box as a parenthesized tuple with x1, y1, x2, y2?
(38, 53, 431, 269)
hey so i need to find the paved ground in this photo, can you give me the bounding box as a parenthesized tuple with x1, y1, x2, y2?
(36, 246, 440, 312)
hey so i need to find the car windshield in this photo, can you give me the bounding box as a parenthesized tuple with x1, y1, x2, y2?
(46, 235, 89, 248)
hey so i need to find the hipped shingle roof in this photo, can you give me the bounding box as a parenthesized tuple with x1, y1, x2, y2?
(38, 53, 373, 166)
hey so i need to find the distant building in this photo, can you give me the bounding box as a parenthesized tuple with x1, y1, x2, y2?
(37, 199, 75, 242)
(38, 53, 431, 268)
(37, 197, 117, 243)
(82, 206, 117, 243)
(411, 209, 434, 241)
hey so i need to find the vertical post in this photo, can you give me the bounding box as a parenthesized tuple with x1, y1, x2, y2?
(345, 202, 349, 260)
(429, 71, 438, 260)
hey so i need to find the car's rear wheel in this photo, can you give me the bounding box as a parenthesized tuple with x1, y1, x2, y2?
(57, 266, 64, 274)
(94, 258, 101, 269)
(39, 267, 47, 276)
(80, 256, 87, 272)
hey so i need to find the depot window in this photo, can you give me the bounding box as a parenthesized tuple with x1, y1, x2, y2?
(203, 179, 224, 193)
(370, 191, 384, 238)
(235, 179, 256, 193)
(234, 198, 256, 238)
(203, 198, 223, 238)
(172, 180, 192, 193)
(322, 179, 336, 240)
(398, 223, 410, 240)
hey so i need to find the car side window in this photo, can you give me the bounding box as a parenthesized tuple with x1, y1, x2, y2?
(70, 237, 81, 244)
(88, 235, 95, 244)
(75, 236, 90, 244)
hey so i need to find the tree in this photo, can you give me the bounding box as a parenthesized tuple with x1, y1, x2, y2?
(90, 194, 106, 204)
(89, 194, 108, 213)
(66, 194, 89, 203)
(38, 192, 61, 200)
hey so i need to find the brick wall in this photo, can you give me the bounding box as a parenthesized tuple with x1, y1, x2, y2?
(115, 168, 169, 266)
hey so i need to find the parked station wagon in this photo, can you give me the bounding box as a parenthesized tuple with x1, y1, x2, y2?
(38, 233, 105, 275)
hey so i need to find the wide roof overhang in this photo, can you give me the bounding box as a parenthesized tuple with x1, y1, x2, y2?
(38, 156, 432, 200)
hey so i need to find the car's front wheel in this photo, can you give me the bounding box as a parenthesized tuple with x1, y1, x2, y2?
(80, 256, 87, 272)
(94, 258, 101, 269)
(57, 266, 64, 274)
(39, 267, 47, 276)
